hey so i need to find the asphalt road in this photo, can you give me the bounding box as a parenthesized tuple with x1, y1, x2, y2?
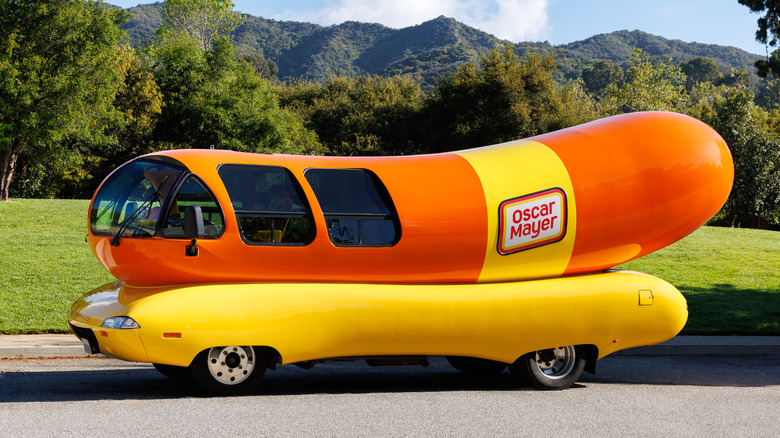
(1, 355, 778, 437)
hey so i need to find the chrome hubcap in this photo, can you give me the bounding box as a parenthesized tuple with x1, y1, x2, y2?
(206, 346, 255, 385)
(534, 346, 575, 379)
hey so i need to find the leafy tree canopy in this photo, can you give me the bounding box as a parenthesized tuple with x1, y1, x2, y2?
(151, 15, 320, 154)
(581, 60, 624, 95)
(681, 57, 722, 90)
(281, 75, 426, 156)
(425, 46, 596, 151)
(739, 0, 780, 77)
(160, 0, 243, 51)
(0, 0, 128, 200)
(697, 87, 780, 227)
(600, 49, 687, 114)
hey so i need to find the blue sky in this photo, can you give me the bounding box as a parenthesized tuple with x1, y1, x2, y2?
(108, 0, 769, 56)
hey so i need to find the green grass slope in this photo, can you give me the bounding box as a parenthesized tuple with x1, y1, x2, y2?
(0, 199, 113, 333)
(616, 226, 779, 335)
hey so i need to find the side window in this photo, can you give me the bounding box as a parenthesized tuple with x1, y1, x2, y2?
(161, 175, 225, 238)
(304, 168, 401, 247)
(218, 164, 315, 245)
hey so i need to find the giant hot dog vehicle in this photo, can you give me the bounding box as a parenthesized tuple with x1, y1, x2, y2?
(69, 112, 733, 394)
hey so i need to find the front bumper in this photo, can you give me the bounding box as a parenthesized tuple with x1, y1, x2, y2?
(68, 282, 150, 362)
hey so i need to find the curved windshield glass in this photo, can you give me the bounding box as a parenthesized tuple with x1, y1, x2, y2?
(90, 158, 186, 237)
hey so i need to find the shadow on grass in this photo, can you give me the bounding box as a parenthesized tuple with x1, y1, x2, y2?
(679, 283, 780, 335)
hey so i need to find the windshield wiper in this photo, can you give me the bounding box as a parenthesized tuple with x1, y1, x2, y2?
(110, 176, 170, 247)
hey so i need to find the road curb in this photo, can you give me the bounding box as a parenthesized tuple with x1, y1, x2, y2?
(619, 335, 780, 356)
(0, 335, 90, 358)
(1, 334, 779, 359)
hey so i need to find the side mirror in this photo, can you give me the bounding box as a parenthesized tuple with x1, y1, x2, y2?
(184, 205, 204, 257)
(184, 205, 205, 239)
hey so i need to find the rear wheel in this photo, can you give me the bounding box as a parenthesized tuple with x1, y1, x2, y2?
(446, 356, 507, 376)
(509, 345, 585, 390)
(190, 346, 266, 396)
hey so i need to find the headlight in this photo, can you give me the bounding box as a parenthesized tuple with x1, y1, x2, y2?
(100, 316, 140, 329)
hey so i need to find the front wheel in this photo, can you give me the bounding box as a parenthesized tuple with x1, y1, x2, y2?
(509, 345, 586, 390)
(190, 346, 266, 396)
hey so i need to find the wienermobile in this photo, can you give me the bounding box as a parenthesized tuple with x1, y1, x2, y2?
(69, 111, 733, 395)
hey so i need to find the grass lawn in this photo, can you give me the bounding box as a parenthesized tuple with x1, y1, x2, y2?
(616, 226, 779, 335)
(0, 199, 778, 334)
(0, 199, 114, 333)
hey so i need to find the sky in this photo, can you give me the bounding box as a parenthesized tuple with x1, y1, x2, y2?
(107, 0, 770, 56)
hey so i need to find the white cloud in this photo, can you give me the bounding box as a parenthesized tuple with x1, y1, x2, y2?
(475, 0, 549, 42)
(278, 0, 550, 42)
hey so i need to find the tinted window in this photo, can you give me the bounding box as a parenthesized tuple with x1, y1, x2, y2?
(161, 175, 225, 239)
(305, 169, 400, 246)
(218, 164, 315, 245)
(91, 158, 185, 237)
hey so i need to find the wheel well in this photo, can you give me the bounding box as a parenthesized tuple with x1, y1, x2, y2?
(575, 344, 598, 375)
(257, 346, 282, 370)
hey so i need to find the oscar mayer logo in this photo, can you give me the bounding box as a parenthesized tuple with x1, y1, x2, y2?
(498, 188, 568, 255)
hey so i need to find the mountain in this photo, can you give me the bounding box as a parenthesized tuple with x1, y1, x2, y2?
(116, 3, 762, 88)
(535, 30, 762, 81)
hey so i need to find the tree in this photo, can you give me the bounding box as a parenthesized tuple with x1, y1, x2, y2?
(161, 0, 242, 51)
(738, 0, 780, 77)
(600, 49, 687, 114)
(241, 51, 278, 81)
(9, 45, 165, 199)
(280, 75, 426, 156)
(152, 29, 320, 153)
(581, 59, 624, 95)
(111, 47, 164, 152)
(76, 46, 164, 197)
(425, 46, 596, 152)
(697, 88, 780, 227)
(680, 57, 722, 91)
(0, 0, 127, 201)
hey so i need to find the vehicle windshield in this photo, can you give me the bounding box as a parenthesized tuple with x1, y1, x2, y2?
(90, 158, 186, 237)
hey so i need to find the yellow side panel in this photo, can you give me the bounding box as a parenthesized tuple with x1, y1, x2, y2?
(456, 140, 577, 281)
(121, 271, 685, 366)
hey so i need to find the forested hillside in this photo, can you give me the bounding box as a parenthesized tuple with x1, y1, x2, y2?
(117, 2, 761, 87)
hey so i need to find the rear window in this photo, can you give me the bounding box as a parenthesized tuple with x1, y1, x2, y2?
(304, 168, 401, 246)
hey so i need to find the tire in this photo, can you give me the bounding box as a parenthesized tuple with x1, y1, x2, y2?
(190, 346, 266, 396)
(446, 356, 508, 376)
(153, 363, 192, 380)
(509, 346, 586, 390)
